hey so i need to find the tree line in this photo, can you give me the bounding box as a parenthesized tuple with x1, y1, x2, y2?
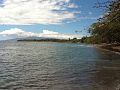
(81, 0, 120, 44)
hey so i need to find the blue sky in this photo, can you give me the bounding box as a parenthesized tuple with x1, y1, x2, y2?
(0, 0, 107, 40)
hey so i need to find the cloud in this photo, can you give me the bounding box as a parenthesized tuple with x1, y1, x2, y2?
(0, 28, 38, 37)
(0, 0, 79, 25)
(42, 30, 59, 34)
(0, 28, 81, 39)
(68, 3, 78, 8)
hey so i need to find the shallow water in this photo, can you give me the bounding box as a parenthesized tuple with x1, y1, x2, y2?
(0, 41, 120, 90)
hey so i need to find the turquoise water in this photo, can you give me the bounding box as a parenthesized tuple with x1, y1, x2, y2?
(0, 41, 120, 90)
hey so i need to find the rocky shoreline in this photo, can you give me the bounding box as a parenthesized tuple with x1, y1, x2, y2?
(96, 43, 120, 54)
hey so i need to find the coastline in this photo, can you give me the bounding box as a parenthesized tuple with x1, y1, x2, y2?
(17, 39, 81, 43)
(9, 39, 120, 55)
(94, 43, 120, 55)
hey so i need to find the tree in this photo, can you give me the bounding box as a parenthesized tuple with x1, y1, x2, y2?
(89, 0, 120, 44)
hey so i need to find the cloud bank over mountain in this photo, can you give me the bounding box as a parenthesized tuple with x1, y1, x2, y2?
(0, 0, 78, 25)
(0, 28, 81, 39)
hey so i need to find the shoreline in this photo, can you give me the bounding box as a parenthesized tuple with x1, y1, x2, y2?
(17, 39, 81, 43)
(94, 43, 120, 55)
(3, 40, 120, 55)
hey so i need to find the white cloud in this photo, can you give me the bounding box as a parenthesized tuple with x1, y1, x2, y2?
(0, 28, 38, 37)
(0, 0, 78, 25)
(42, 30, 59, 34)
(0, 28, 81, 39)
(68, 3, 78, 8)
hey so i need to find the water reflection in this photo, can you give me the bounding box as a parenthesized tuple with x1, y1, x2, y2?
(92, 49, 120, 90)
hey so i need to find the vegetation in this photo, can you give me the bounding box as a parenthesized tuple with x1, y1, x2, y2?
(17, 38, 81, 43)
(81, 0, 120, 44)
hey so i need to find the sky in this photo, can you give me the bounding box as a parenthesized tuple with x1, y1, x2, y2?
(0, 0, 107, 40)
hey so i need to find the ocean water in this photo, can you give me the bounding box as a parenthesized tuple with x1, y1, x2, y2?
(0, 41, 120, 90)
